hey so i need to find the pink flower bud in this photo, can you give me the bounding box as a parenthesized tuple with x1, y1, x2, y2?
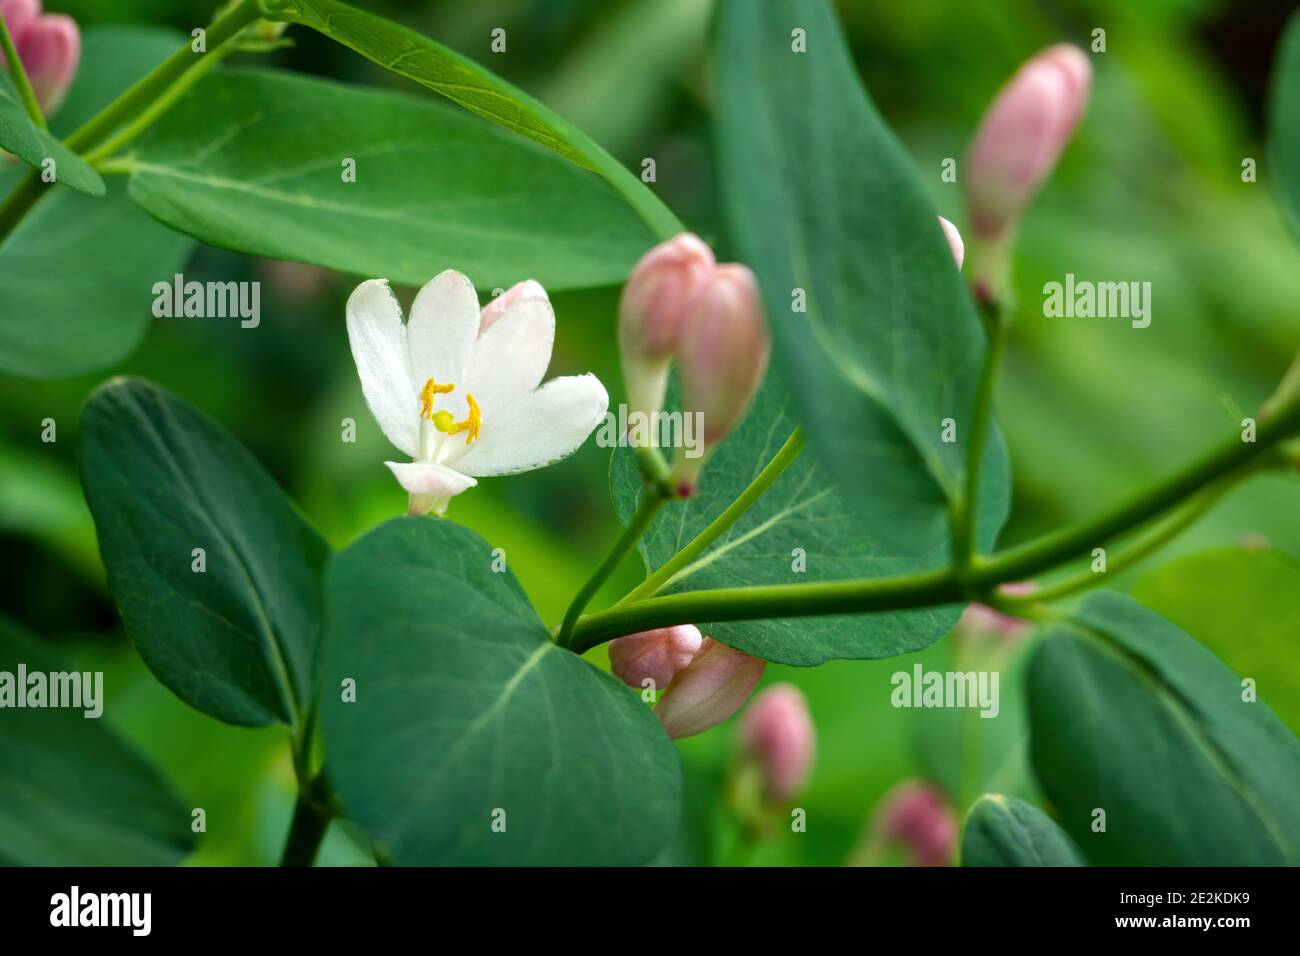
(653, 637, 765, 739)
(618, 233, 715, 417)
(607, 624, 702, 692)
(877, 780, 958, 866)
(740, 683, 814, 802)
(9, 9, 78, 116)
(672, 264, 770, 494)
(0, 0, 38, 59)
(938, 216, 964, 270)
(965, 44, 1091, 238)
(480, 278, 546, 333)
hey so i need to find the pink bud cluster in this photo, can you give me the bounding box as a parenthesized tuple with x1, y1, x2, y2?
(0, 0, 79, 115)
(618, 234, 770, 496)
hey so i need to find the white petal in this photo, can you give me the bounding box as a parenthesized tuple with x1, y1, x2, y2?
(460, 295, 555, 423)
(406, 270, 481, 406)
(452, 374, 609, 477)
(346, 279, 417, 458)
(385, 460, 478, 497)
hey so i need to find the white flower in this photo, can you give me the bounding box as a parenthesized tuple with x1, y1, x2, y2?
(346, 271, 610, 516)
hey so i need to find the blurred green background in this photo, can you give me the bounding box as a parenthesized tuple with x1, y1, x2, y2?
(2, 0, 1297, 865)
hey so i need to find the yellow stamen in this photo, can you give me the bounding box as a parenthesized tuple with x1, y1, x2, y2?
(430, 392, 482, 443)
(464, 394, 481, 443)
(419, 376, 455, 420)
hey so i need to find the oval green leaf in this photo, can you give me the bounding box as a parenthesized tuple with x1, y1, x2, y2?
(259, 0, 680, 239)
(0, 616, 195, 865)
(714, 0, 1002, 551)
(321, 517, 681, 865)
(0, 28, 195, 380)
(128, 69, 658, 290)
(1028, 591, 1300, 865)
(961, 794, 1083, 867)
(79, 378, 329, 729)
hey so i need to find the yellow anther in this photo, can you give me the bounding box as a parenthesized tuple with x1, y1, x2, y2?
(464, 394, 481, 443)
(419, 376, 455, 420)
(430, 393, 482, 443)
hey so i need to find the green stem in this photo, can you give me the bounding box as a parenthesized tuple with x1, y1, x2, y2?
(951, 310, 1005, 575)
(969, 399, 1300, 588)
(557, 488, 667, 648)
(0, 169, 41, 244)
(278, 775, 333, 867)
(63, 0, 261, 155)
(621, 428, 805, 604)
(0, 13, 45, 128)
(997, 476, 1237, 607)
(569, 567, 962, 654)
(568, 391, 1300, 653)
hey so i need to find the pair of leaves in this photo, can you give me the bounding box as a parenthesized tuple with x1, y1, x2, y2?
(126, 69, 658, 291)
(610, 371, 1006, 665)
(78, 379, 681, 865)
(0, 28, 195, 380)
(961, 794, 1083, 867)
(1027, 591, 1300, 866)
(0, 617, 194, 865)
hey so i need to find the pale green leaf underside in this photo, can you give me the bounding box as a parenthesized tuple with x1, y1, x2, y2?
(127, 69, 657, 290)
(322, 518, 681, 866)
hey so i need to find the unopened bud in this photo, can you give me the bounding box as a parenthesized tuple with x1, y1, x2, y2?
(876, 780, 958, 866)
(607, 624, 702, 692)
(739, 683, 814, 803)
(957, 582, 1034, 644)
(965, 44, 1091, 239)
(2, 2, 79, 116)
(938, 216, 964, 270)
(480, 278, 546, 333)
(672, 264, 770, 495)
(654, 637, 765, 739)
(618, 233, 715, 421)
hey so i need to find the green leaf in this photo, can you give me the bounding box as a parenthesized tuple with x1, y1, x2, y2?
(0, 71, 104, 196)
(259, 0, 680, 239)
(1133, 546, 1300, 734)
(961, 794, 1083, 867)
(1269, 9, 1300, 240)
(714, 0, 1001, 551)
(1028, 591, 1300, 866)
(79, 378, 329, 729)
(127, 69, 657, 291)
(321, 517, 681, 865)
(0, 28, 194, 380)
(610, 372, 1007, 665)
(0, 616, 195, 865)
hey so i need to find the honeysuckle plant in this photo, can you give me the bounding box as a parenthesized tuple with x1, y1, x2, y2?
(6, 0, 1300, 869)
